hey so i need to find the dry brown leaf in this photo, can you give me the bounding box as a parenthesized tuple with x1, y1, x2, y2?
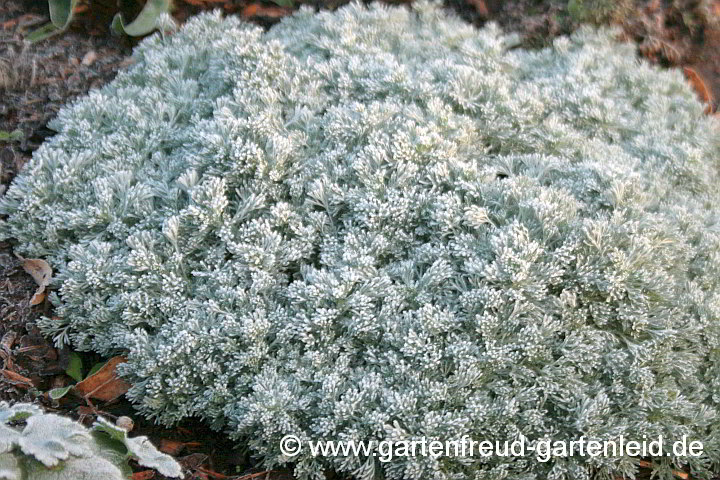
(182, 0, 225, 4)
(17, 255, 52, 287)
(241, 4, 289, 18)
(712, 0, 720, 17)
(0, 369, 35, 388)
(76, 405, 96, 416)
(15, 254, 52, 305)
(74, 355, 131, 402)
(177, 453, 208, 470)
(81, 50, 98, 66)
(159, 439, 186, 455)
(131, 471, 156, 480)
(29, 291, 46, 305)
(683, 66, 714, 113)
(0, 331, 18, 352)
(466, 0, 489, 17)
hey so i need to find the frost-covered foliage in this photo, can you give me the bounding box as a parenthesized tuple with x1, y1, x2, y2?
(1, 2, 720, 479)
(0, 402, 182, 479)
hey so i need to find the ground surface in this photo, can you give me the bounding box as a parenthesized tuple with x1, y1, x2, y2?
(0, 0, 718, 478)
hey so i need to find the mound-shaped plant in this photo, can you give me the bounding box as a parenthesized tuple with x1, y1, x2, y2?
(1, 2, 720, 479)
(0, 402, 182, 479)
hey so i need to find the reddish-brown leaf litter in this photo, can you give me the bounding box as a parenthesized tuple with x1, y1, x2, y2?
(0, 0, 718, 478)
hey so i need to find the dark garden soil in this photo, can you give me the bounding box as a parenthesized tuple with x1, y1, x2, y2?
(0, 0, 718, 478)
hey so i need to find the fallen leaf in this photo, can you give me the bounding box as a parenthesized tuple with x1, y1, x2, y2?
(645, 0, 661, 12)
(159, 439, 186, 456)
(81, 50, 98, 66)
(1, 18, 19, 30)
(683, 66, 714, 113)
(0, 331, 17, 370)
(0, 369, 35, 388)
(0, 331, 18, 350)
(15, 254, 52, 305)
(182, 0, 225, 4)
(29, 291, 45, 305)
(241, 3, 289, 18)
(466, 0, 489, 17)
(177, 453, 208, 470)
(18, 256, 52, 286)
(132, 471, 156, 480)
(74, 355, 131, 402)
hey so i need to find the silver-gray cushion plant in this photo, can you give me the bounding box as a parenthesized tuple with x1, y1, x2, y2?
(1, 2, 720, 479)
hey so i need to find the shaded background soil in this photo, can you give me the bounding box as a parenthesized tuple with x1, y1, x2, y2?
(0, 0, 718, 478)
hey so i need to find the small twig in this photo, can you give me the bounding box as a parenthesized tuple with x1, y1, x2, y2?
(195, 466, 233, 479)
(235, 471, 277, 480)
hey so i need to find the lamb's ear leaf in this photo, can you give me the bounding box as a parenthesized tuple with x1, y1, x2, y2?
(25, 22, 62, 44)
(90, 431, 133, 479)
(92, 417, 127, 443)
(0, 426, 20, 454)
(124, 436, 183, 478)
(48, 386, 73, 401)
(111, 0, 170, 37)
(0, 452, 21, 480)
(92, 417, 182, 478)
(23, 454, 126, 480)
(48, 0, 78, 29)
(17, 414, 93, 467)
(0, 403, 43, 424)
(0, 403, 39, 455)
(26, 0, 77, 44)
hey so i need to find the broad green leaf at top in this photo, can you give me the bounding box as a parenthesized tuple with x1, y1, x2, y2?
(111, 0, 171, 37)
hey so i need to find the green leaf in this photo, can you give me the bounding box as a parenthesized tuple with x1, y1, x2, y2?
(0, 403, 43, 424)
(111, 0, 171, 37)
(0, 453, 21, 480)
(0, 425, 20, 454)
(92, 417, 127, 444)
(0, 130, 23, 142)
(93, 417, 182, 478)
(89, 431, 133, 478)
(25, 23, 63, 44)
(48, 0, 78, 29)
(27, 0, 79, 44)
(48, 386, 73, 400)
(86, 361, 106, 379)
(270, 0, 293, 7)
(17, 414, 93, 467)
(65, 352, 83, 383)
(23, 454, 126, 480)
